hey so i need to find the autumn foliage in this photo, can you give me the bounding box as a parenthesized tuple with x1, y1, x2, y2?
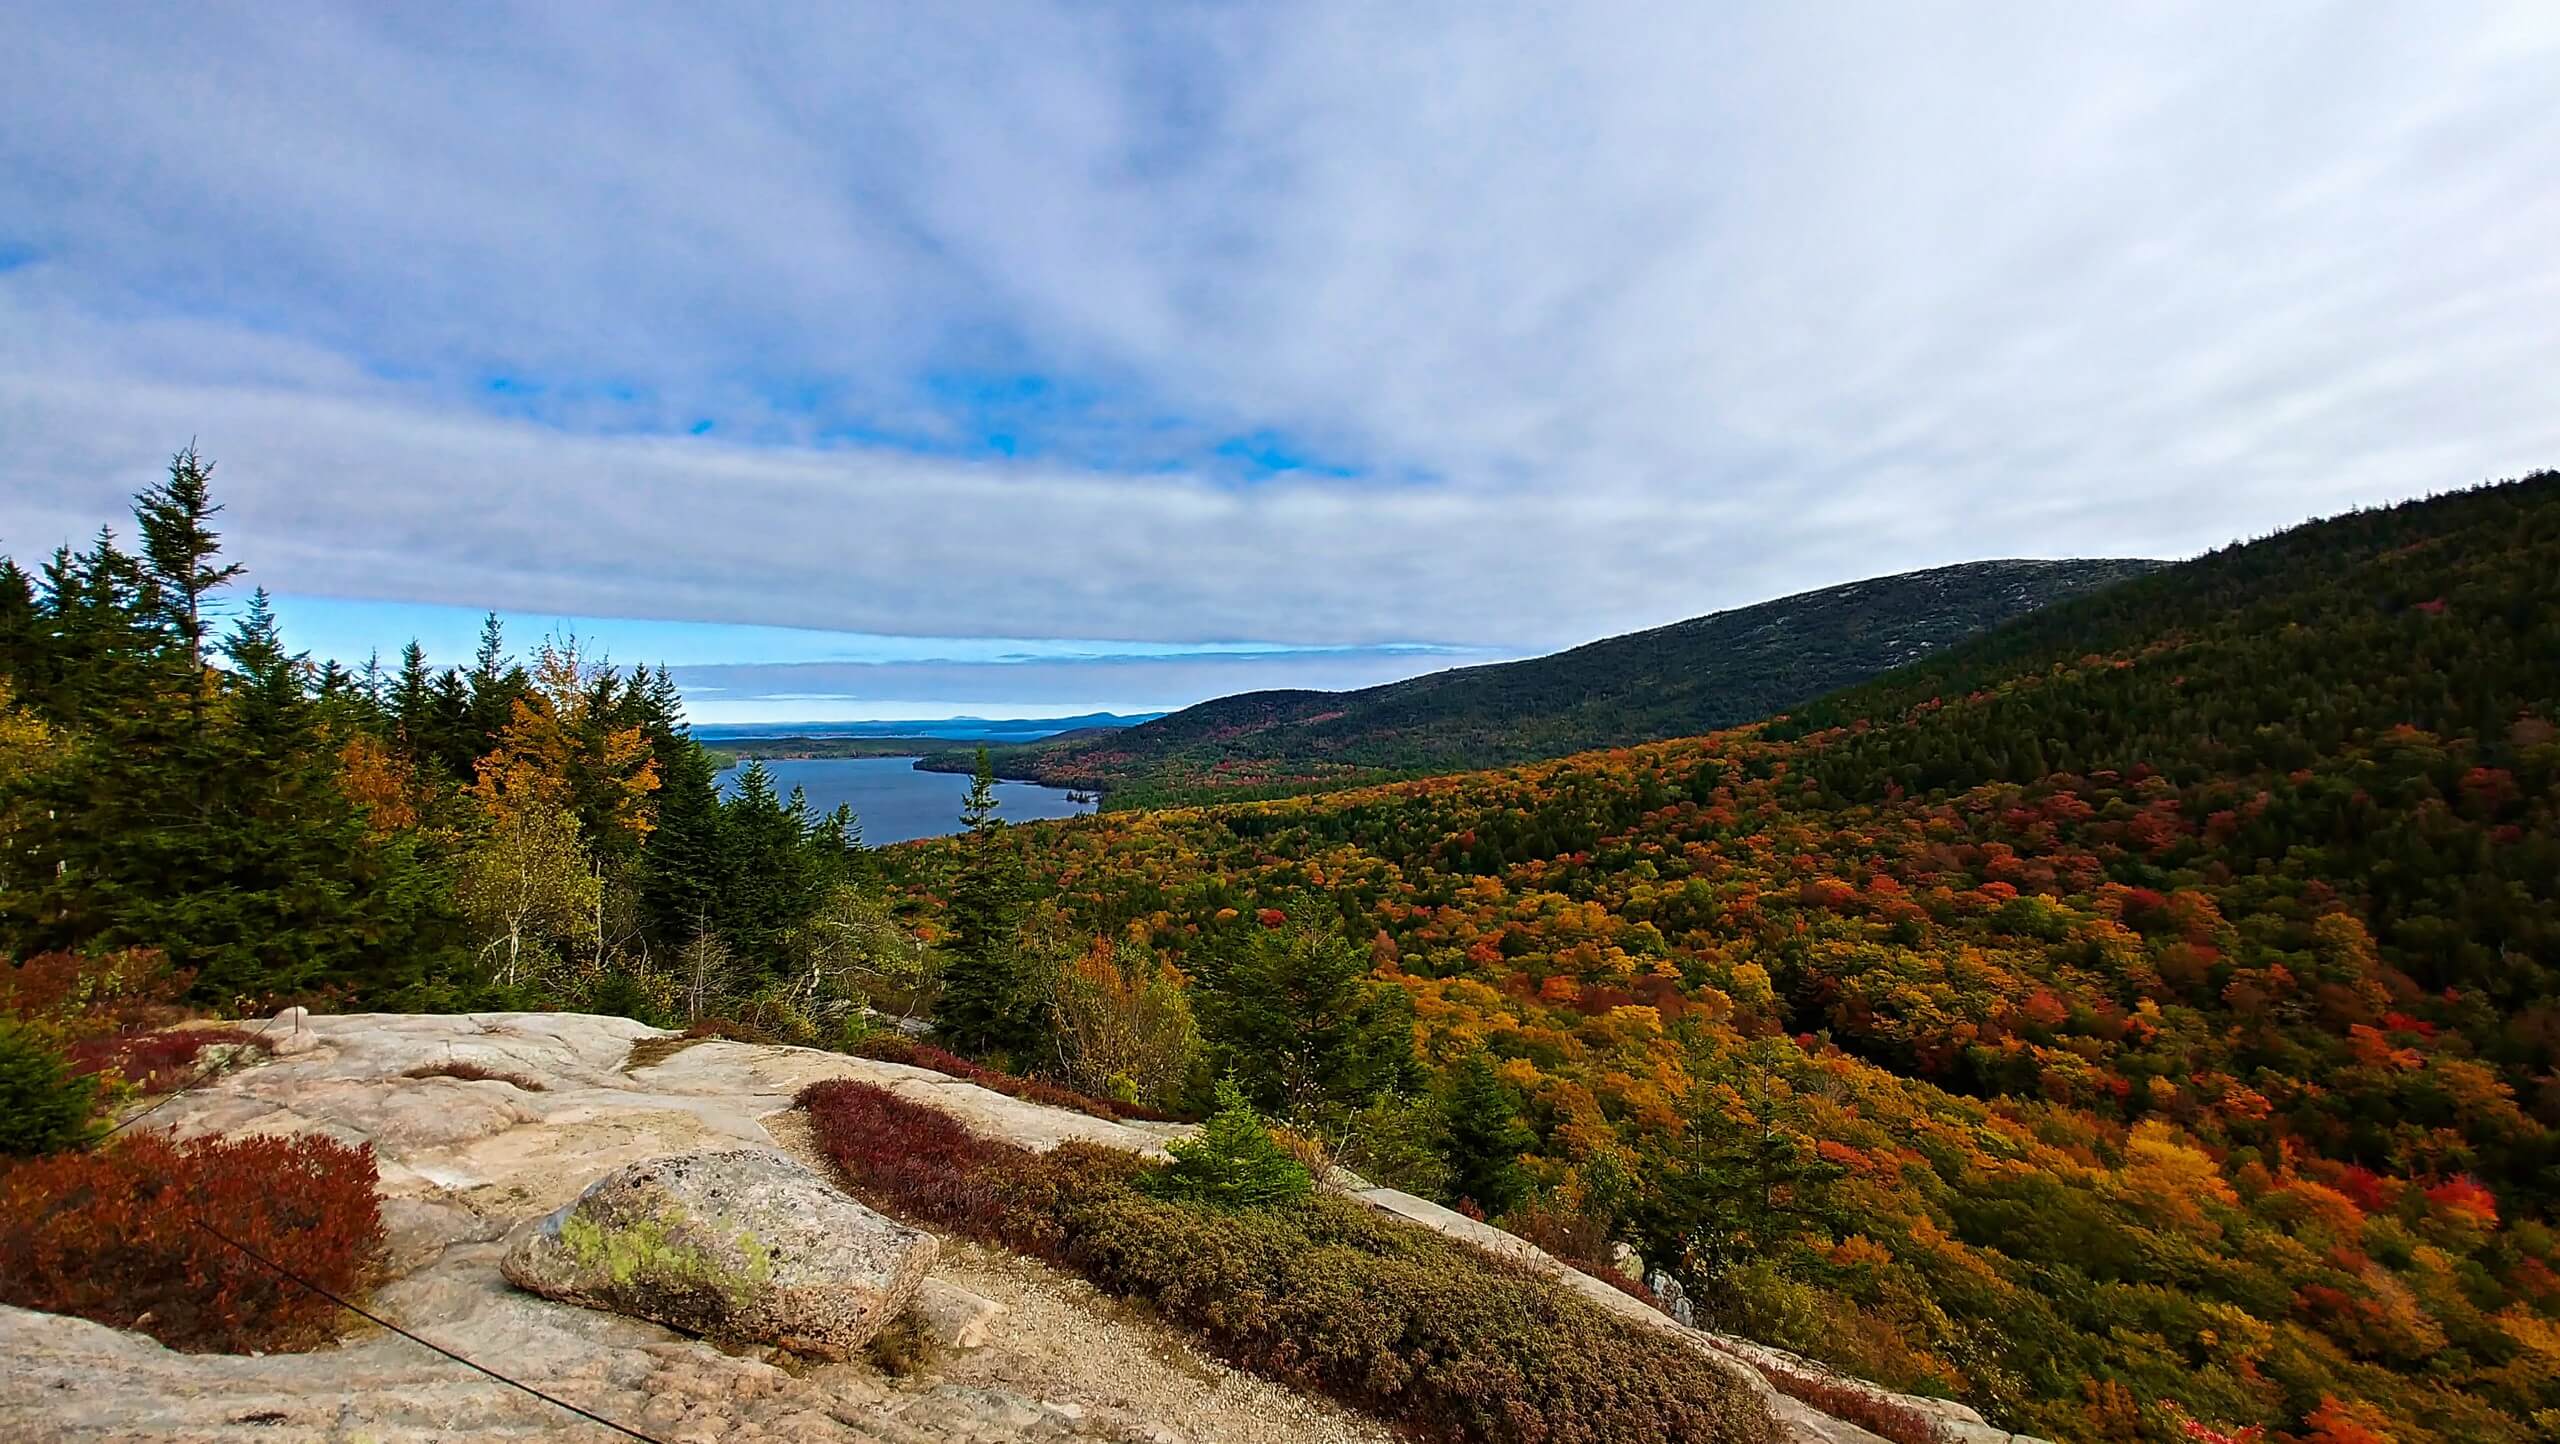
(0, 1132, 383, 1353)
(63, 1026, 269, 1093)
(878, 472, 2560, 1442)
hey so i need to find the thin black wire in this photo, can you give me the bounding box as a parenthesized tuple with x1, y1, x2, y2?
(190, 1214, 668, 1443)
(94, 1006, 291, 1141)
(86, 1012, 669, 1444)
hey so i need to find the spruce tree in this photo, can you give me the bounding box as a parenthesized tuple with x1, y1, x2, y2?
(640, 737, 728, 956)
(935, 835, 1034, 1061)
(1144, 1077, 1313, 1208)
(716, 760, 820, 971)
(390, 641, 434, 746)
(133, 444, 243, 676)
(1195, 910, 1419, 1118)
(1440, 1049, 1533, 1217)
(0, 558, 39, 688)
(463, 613, 527, 758)
(959, 744, 1000, 831)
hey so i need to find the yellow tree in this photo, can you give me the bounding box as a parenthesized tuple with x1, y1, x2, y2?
(1054, 936, 1201, 1108)
(454, 801, 597, 990)
(0, 679, 58, 900)
(471, 636, 660, 852)
(462, 638, 650, 989)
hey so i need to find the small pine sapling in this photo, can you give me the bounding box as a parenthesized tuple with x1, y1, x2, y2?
(1143, 1077, 1312, 1208)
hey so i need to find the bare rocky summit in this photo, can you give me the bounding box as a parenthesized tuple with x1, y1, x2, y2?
(0, 1011, 2040, 1443)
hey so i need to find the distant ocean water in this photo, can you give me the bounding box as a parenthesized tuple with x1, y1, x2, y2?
(714, 755, 1093, 845)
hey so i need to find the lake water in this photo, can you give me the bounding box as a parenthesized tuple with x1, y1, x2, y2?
(714, 756, 1094, 845)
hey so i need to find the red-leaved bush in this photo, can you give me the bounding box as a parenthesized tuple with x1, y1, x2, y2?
(848, 1035, 1183, 1123)
(66, 1027, 269, 1093)
(1506, 1201, 1667, 1312)
(1, 948, 193, 1039)
(0, 1132, 383, 1353)
(798, 1076, 1120, 1254)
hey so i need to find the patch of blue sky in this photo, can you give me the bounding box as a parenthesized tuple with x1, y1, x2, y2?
(1211, 429, 1362, 480)
(262, 592, 1464, 675)
(452, 355, 1374, 483)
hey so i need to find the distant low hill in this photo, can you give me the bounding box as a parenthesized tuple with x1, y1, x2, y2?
(698, 712, 1162, 767)
(924, 558, 2161, 804)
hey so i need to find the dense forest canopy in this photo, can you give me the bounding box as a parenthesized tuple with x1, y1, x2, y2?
(924, 557, 2160, 807)
(882, 472, 2560, 1442)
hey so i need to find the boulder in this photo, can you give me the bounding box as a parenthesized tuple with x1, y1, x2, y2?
(913, 1276, 1008, 1351)
(503, 1147, 936, 1358)
(265, 1004, 322, 1056)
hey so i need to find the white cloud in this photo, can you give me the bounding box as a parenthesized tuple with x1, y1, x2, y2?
(3, 2, 2556, 656)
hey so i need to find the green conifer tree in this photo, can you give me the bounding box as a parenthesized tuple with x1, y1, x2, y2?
(1144, 1077, 1313, 1208)
(1439, 1049, 1533, 1217)
(960, 744, 1000, 832)
(133, 444, 243, 678)
(1194, 910, 1419, 1118)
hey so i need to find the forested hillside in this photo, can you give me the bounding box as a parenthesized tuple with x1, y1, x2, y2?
(882, 473, 2560, 1441)
(923, 559, 2159, 806)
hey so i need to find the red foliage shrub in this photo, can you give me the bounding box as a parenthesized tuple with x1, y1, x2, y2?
(799, 1077, 1017, 1235)
(848, 1035, 1182, 1122)
(0, 1132, 383, 1353)
(1504, 1202, 1666, 1312)
(65, 1027, 269, 1093)
(1, 948, 193, 1039)
(795, 1078, 1131, 1256)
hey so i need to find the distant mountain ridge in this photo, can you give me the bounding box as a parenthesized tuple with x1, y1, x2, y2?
(924, 558, 2162, 804)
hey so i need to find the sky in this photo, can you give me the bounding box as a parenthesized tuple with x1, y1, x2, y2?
(4, 4, 2557, 723)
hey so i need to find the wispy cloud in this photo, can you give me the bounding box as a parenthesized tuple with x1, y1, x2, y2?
(259, 593, 1491, 722)
(4, 3, 2556, 670)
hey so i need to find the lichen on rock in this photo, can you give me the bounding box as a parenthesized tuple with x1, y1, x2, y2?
(502, 1146, 934, 1358)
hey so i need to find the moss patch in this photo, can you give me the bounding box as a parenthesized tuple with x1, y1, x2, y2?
(556, 1203, 773, 1313)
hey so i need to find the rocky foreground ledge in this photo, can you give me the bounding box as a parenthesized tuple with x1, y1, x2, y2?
(0, 1012, 2040, 1444)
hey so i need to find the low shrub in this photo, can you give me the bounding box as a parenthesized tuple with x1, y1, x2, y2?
(797, 1077, 1136, 1253)
(402, 1060, 549, 1091)
(66, 1026, 269, 1094)
(799, 1080, 1774, 1444)
(0, 1131, 383, 1352)
(864, 1303, 941, 1377)
(0, 1020, 102, 1157)
(621, 1016, 772, 1071)
(685, 1014, 776, 1045)
(849, 1034, 1183, 1123)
